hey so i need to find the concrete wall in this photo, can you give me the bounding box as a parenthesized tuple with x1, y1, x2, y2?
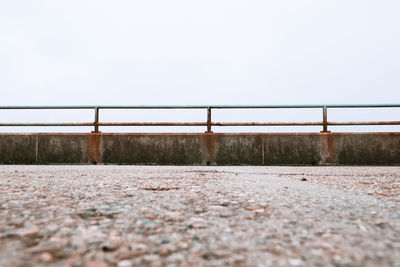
(0, 133, 399, 165)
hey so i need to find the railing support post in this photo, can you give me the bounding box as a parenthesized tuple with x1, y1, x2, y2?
(321, 106, 329, 133)
(93, 107, 100, 133)
(206, 107, 213, 133)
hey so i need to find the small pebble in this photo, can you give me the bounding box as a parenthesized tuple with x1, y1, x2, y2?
(117, 260, 133, 267)
(289, 258, 303, 266)
(85, 261, 109, 267)
(38, 252, 53, 262)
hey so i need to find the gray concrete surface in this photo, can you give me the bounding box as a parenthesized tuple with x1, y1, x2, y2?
(1, 133, 400, 165)
(0, 166, 399, 266)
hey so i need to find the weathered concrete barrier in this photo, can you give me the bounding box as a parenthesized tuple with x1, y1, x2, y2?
(0, 133, 399, 165)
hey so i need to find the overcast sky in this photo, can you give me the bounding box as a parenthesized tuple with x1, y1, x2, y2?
(1, 1, 399, 132)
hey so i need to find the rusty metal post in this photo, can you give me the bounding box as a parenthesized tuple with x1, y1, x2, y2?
(93, 107, 99, 133)
(206, 107, 212, 133)
(321, 106, 328, 132)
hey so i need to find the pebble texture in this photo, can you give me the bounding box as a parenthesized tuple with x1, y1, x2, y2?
(0, 166, 399, 266)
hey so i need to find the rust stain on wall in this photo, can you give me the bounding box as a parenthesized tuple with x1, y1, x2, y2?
(328, 134, 334, 165)
(201, 134, 218, 165)
(88, 133, 101, 164)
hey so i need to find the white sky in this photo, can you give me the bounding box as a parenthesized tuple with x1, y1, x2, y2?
(1, 1, 399, 132)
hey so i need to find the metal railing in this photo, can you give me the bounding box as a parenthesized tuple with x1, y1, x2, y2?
(0, 104, 399, 133)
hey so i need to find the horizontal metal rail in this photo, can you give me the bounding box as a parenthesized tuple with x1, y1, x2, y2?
(1, 104, 400, 109)
(0, 105, 399, 133)
(0, 123, 94, 127)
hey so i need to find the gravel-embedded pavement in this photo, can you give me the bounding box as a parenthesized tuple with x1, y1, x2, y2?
(0, 166, 399, 267)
